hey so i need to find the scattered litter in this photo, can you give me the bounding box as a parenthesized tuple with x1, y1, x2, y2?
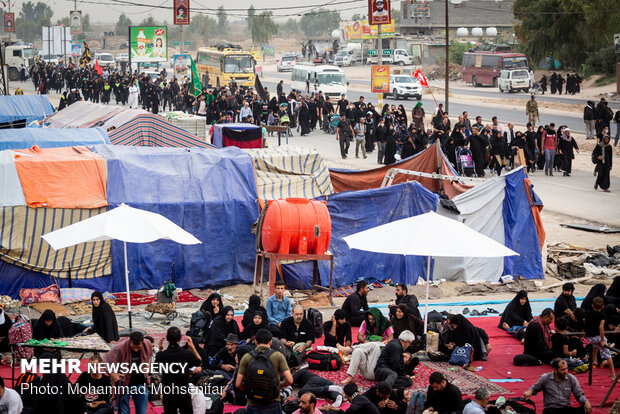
(489, 379, 524, 383)
(560, 222, 620, 233)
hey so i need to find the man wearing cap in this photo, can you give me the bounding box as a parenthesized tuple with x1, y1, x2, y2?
(525, 95, 539, 128)
(208, 333, 239, 380)
(323, 310, 352, 347)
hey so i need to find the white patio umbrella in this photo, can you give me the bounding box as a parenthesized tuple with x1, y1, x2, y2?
(343, 211, 518, 333)
(42, 203, 201, 330)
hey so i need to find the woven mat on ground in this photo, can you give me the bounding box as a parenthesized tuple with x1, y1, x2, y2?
(113, 291, 201, 306)
(29, 301, 75, 317)
(414, 361, 510, 396)
(68, 300, 122, 315)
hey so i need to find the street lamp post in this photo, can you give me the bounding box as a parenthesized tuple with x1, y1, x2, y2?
(444, 0, 449, 113)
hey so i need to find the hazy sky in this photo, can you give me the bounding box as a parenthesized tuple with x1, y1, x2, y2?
(33, 0, 396, 24)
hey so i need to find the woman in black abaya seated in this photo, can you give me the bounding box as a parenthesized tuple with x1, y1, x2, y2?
(32, 310, 65, 356)
(442, 314, 491, 361)
(499, 290, 532, 336)
(205, 306, 240, 356)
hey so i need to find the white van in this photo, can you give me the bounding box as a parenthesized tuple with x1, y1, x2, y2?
(291, 65, 348, 99)
(94, 53, 115, 68)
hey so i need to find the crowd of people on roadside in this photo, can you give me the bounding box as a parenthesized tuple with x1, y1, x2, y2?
(536, 72, 582, 95)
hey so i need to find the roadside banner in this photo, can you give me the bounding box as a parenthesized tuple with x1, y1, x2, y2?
(70, 11, 82, 35)
(174, 0, 190, 25)
(340, 20, 363, 41)
(372, 65, 390, 93)
(4, 12, 14, 33)
(130, 26, 168, 63)
(362, 19, 395, 39)
(368, 0, 391, 26)
(71, 44, 82, 57)
(173, 53, 191, 78)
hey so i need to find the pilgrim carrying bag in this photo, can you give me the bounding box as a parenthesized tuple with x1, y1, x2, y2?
(305, 349, 342, 371)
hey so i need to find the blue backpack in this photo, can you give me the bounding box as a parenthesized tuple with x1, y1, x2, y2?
(449, 343, 473, 366)
(407, 392, 425, 414)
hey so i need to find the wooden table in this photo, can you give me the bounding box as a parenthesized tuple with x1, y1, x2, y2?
(253, 250, 334, 305)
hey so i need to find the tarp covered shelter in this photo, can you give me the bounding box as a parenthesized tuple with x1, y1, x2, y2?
(0, 145, 259, 297)
(0, 95, 55, 126)
(329, 143, 471, 199)
(108, 114, 214, 148)
(44, 102, 213, 149)
(245, 147, 333, 202)
(0, 127, 110, 151)
(212, 123, 262, 149)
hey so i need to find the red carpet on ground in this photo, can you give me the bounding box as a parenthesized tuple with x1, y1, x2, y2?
(0, 315, 616, 413)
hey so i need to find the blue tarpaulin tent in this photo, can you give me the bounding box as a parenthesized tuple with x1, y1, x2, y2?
(0, 127, 110, 150)
(91, 145, 259, 292)
(0, 95, 54, 125)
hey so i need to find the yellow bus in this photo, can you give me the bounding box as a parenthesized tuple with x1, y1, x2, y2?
(195, 47, 256, 88)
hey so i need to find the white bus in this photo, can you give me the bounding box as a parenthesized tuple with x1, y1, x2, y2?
(291, 65, 348, 99)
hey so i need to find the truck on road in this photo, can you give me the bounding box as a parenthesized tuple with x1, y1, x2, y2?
(2, 43, 35, 81)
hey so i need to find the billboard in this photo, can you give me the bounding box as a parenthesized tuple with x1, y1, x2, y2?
(130, 26, 168, 63)
(70, 11, 82, 35)
(42, 26, 72, 57)
(71, 44, 82, 58)
(174, 0, 190, 25)
(368, 0, 391, 26)
(4, 12, 15, 33)
(173, 53, 191, 77)
(372, 65, 390, 93)
(362, 19, 395, 39)
(340, 20, 363, 41)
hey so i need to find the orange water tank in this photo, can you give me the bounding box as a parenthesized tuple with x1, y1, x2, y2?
(261, 198, 331, 255)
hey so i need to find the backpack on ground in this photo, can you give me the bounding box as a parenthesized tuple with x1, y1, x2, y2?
(406, 391, 426, 414)
(243, 349, 279, 404)
(448, 343, 473, 366)
(306, 308, 323, 339)
(505, 398, 536, 414)
(305, 349, 343, 371)
(282, 397, 301, 414)
(513, 354, 542, 366)
(9, 314, 33, 360)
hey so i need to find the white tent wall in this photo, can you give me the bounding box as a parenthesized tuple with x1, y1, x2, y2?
(0, 151, 27, 206)
(434, 175, 507, 283)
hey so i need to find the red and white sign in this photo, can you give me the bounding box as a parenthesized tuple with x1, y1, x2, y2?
(4, 12, 14, 33)
(368, 0, 391, 26)
(174, 0, 190, 25)
(414, 68, 429, 88)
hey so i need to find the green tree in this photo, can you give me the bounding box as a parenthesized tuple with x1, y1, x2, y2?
(187, 14, 218, 43)
(449, 41, 475, 64)
(247, 5, 255, 31)
(279, 18, 301, 35)
(217, 6, 228, 34)
(513, 0, 619, 72)
(139, 15, 158, 26)
(116, 13, 132, 36)
(56, 16, 69, 26)
(251, 11, 277, 45)
(351, 13, 362, 21)
(16, 1, 53, 42)
(300, 9, 340, 37)
(392, 9, 401, 27)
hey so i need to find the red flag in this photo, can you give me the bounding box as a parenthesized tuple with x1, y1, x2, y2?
(94, 59, 103, 76)
(413, 69, 429, 88)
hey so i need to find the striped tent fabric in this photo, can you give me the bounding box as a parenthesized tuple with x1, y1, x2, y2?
(245, 147, 333, 201)
(107, 114, 215, 148)
(0, 206, 111, 279)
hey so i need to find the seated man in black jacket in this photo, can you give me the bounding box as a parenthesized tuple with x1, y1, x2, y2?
(388, 284, 421, 319)
(207, 333, 238, 380)
(424, 372, 463, 414)
(342, 281, 370, 326)
(374, 331, 414, 389)
(363, 381, 407, 414)
(343, 383, 380, 414)
(279, 305, 315, 354)
(523, 308, 555, 363)
(293, 370, 344, 408)
(323, 309, 352, 347)
(554, 283, 580, 330)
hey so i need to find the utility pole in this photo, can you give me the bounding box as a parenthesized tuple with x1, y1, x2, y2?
(377, 24, 382, 65)
(180, 26, 183, 53)
(8, 0, 11, 43)
(444, 0, 449, 113)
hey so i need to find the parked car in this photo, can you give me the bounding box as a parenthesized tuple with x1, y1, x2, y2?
(498, 69, 532, 93)
(334, 49, 363, 66)
(277, 55, 297, 72)
(116, 53, 129, 63)
(386, 74, 422, 100)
